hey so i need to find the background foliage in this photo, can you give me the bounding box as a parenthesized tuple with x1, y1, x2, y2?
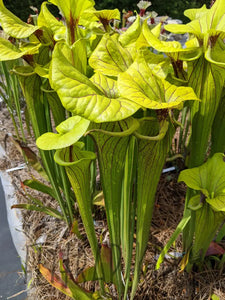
(4, 0, 211, 23)
(151, 0, 211, 21)
(4, 0, 58, 21)
(95, 0, 212, 22)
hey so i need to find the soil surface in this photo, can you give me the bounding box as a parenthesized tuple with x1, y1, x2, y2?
(1, 103, 225, 300)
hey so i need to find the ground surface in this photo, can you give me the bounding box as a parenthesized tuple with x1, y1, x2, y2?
(1, 104, 225, 300)
(0, 178, 26, 300)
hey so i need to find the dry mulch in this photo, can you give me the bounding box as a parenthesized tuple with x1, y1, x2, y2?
(1, 104, 225, 300)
